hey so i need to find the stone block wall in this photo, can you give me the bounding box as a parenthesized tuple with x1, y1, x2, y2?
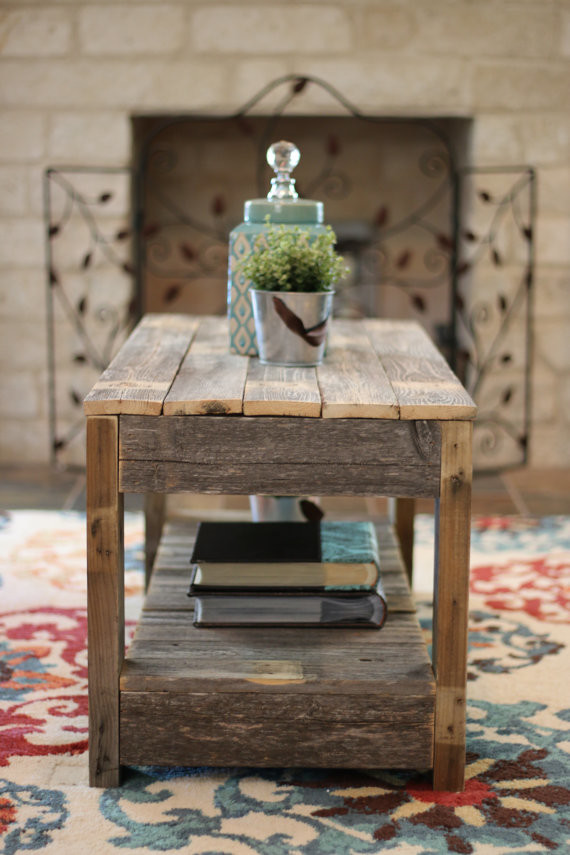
(0, 0, 569, 466)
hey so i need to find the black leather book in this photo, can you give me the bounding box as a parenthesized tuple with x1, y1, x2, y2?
(189, 520, 381, 594)
(193, 590, 387, 629)
(191, 521, 322, 564)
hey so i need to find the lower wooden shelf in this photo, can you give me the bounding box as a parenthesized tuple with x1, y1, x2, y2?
(120, 518, 435, 769)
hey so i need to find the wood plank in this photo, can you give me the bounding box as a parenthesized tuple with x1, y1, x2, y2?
(86, 415, 124, 788)
(433, 420, 472, 792)
(391, 497, 415, 584)
(120, 415, 440, 466)
(365, 319, 477, 420)
(131, 612, 423, 644)
(365, 319, 443, 359)
(121, 643, 433, 692)
(243, 359, 321, 416)
(120, 697, 433, 768)
(125, 632, 428, 664)
(318, 320, 399, 418)
(118, 415, 441, 496)
(83, 314, 198, 415)
(122, 689, 434, 723)
(119, 459, 441, 498)
(121, 641, 433, 695)
(144, 493, 165, 591)
(164, 316, 248, 415)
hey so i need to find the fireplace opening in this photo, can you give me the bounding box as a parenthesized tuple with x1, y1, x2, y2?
(132, 113, 472, 357)
(44, 81, 534, 473)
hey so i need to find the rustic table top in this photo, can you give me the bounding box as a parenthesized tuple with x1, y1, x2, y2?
(83, 314, 476, 421)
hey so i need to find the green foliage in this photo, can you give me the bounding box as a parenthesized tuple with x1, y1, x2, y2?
(238, 221, 346, 293)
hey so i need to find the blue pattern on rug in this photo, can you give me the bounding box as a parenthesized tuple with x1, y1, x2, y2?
(95, 701, 570, 854)
(0, 780, 67, 854)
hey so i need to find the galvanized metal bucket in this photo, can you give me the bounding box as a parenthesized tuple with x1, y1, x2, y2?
(250, 290, 334, 367)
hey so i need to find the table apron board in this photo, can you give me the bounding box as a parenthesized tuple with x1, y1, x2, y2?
(119, 693, 434, 769)
(117, 415, 442, 498)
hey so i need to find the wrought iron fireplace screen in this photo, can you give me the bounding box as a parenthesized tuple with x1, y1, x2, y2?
(44, 74, 535, 471)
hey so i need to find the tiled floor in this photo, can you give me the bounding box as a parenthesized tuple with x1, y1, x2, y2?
(1, 464, 568, 517)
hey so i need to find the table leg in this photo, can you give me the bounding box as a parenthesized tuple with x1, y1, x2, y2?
(144, 494, 166, 590)
(87, 415, 124, 788)
(433, 420, 472, 792)
(392, 497, 415, 585)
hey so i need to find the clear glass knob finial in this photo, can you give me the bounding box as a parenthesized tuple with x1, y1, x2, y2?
(266, 140, 300, 200)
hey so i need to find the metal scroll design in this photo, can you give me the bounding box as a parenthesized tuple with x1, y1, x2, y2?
(44, 74, 535, 471)
(44, 166, 135, 465)
(455, 166, 536, 471)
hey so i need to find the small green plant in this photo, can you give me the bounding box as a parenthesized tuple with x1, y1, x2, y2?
(238, 220, 346, 293)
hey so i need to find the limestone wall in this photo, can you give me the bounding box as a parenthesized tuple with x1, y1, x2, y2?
(0, 1, 568, 466)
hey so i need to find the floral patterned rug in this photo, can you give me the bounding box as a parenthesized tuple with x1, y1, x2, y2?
(1, 510, 569, 854)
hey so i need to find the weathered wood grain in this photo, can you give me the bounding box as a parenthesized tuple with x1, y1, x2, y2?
(118, 415, 441, 496)
(243, 360, 321, 416)
(164, 316, 248, 415)
(120, 415, 440, 466)
(86, 416, 124, 788)
(317, 320, 399, 418)
(121, 643, 433, 692)
(132, 612, 422, 645)
(120, 699, 433, 769)
(392, 497, 415, 584)
(433, 420, 472, 792)
(184, 315, 226, 354)
(83, 314, 198, 415)
(144, 493, 165, 591)
(364, 319, 440, 358)
(365, 319, 477, 420)
(122, 688, 434, 723)
(84, 314, 476, 421)
(119, 460, 441, 497)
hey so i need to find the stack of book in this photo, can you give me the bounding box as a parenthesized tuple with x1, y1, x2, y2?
(188, 520, 387, 629)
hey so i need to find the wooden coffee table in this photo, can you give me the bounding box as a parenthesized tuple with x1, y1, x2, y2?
(84, 314, 476, 791)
